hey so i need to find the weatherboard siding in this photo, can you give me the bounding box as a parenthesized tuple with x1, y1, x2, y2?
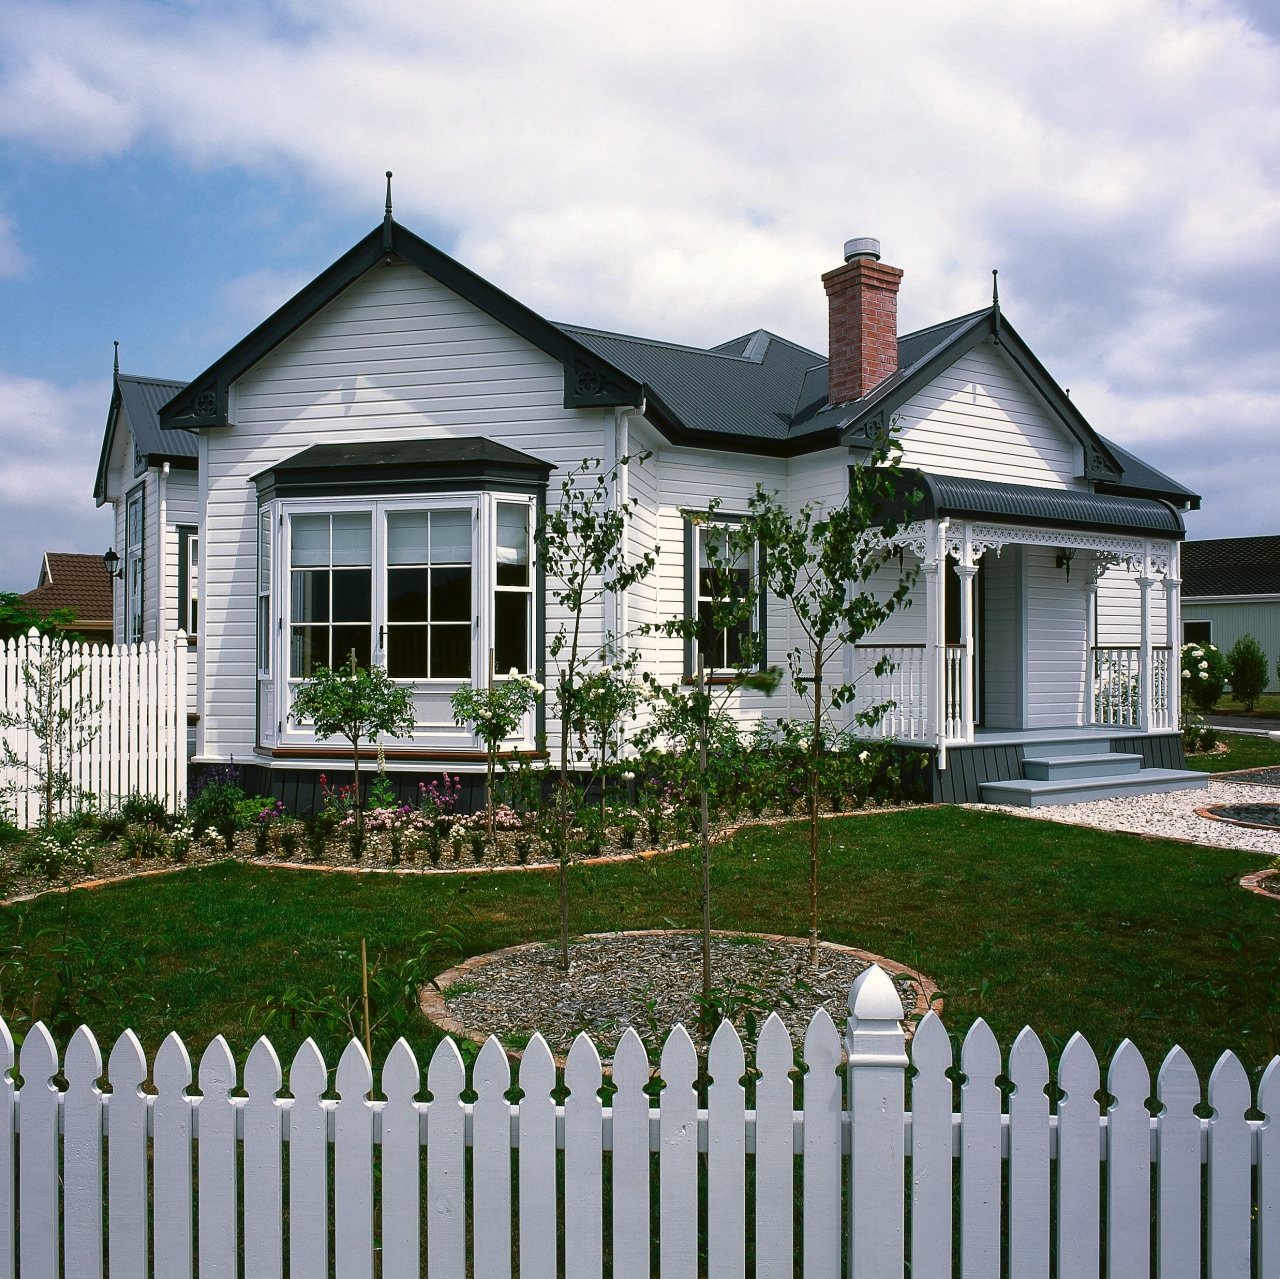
(981, 546, 1021, 728)
(895, 341, 1084, 488)
(1023, 546, 1088, 727)
(199, 261, 613, 761)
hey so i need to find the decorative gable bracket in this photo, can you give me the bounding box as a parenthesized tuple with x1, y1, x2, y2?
(563, 359, 641, 410)
(166, 382, 228, 429)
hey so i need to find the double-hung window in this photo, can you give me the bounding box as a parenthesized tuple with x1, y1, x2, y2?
(693, 521, 755, 672)
(495, 502, 532, 674)
(289, 512, 373, 676)
(125, 487, 144, 644)
(385, 509, 473, 679)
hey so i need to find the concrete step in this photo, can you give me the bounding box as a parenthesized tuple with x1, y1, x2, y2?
(979, 768, 1209, 808)
(1022, 752, 1143, 781)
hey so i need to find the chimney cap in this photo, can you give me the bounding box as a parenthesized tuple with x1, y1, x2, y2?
(843, 237, 881, 263)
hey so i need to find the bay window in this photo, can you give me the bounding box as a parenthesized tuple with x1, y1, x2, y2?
(289, 512, 373, 676)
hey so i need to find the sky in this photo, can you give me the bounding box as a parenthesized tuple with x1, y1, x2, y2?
(1, 0, 1279, 591)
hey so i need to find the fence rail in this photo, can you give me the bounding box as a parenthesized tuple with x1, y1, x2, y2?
(1, 965, 1275, 1278)
(0, 629, 187, 826)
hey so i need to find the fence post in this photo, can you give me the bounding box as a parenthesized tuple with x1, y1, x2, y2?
(174, 633, 188, 813)
(845, 964, 908, 1279)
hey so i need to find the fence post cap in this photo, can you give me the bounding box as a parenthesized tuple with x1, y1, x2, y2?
(26, 627, 39, 639)
(848, 963, 905, 1022)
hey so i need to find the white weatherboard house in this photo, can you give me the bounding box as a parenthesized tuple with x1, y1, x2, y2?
(98, 207, 1207, 807)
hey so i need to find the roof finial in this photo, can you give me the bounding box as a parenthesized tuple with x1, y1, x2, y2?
(991, 268, 1002, 343)
(382, 171, 395, 256)
(113, 340, 119, 375)
(384, 171, 393, 221)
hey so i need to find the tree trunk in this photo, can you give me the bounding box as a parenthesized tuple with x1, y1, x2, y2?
(487, 648, 496, 841)
(352, 734, 363, 846)
(809, 646, 823, 970)
(699, 652, 712, 1002)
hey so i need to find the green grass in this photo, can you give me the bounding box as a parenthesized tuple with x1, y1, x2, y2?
(2, 806, 1277, 1073)
(1184, 729, 1280, 772)
(1210, 692, 1280, 718)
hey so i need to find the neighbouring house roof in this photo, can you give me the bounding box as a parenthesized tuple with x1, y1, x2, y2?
(890, 470, 1186, 538)
(1182, 536, 1280, 597)
(94, 372, 195, 503)
(19, 553, 114, 629)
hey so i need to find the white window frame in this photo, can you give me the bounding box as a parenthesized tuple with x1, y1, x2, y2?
(125, 486, 145, 645)
(261, 490, 538, 750)
(690, 517, 759, 675)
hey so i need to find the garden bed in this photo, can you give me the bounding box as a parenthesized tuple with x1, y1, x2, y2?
(424, 929, 938, 1060)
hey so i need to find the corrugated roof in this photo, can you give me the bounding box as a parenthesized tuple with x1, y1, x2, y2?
(1093, 436, 1199, 509)
(118, 375, 196, 461)
(1182, 536, 1280, 596)
(20, 554, 113, 624)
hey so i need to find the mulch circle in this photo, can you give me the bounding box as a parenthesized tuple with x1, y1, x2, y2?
(1218, 766, 1280, 787)
(422, 929, 940, 1065)
(1241, 868, 1280, 901)
(1197, 803, 1280, 830)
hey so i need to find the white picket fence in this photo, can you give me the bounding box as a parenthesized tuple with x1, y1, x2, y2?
(0, 965, 1276, 1278)
(0, 629, 187, 826)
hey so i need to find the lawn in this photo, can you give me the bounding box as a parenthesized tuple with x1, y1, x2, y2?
(1184, 729, 1280, 772)
(1, 806, 1276, 1077)
(1211, 692, 1280, 718)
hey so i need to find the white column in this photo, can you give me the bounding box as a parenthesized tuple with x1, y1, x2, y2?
(1166, 542, 1182, 726)
(922, 519, 949, 765)
(1085, 559, 1099, 725)
(957, 526, 977, 742)
(1138, 554, 1155, 732)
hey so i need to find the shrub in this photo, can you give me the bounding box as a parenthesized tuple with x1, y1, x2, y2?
(0, 818, 23, 849)
(278, 821, 300, 860)
(188, 781, 245, 851)
(20, 830, 93, 880)
(97, 811, 128, 842)
(121, 823, 167, 862)
(1181, 642, 1228, 713)
(1227, 634, 1270, 711)
(121, 791, 169, 830)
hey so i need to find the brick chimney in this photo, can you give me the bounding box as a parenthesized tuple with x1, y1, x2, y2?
(822, 237, 903, 405)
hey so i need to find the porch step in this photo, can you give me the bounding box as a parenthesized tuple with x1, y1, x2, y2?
(1022, 752, 1143, 781)
(979, 768, 1208, 807)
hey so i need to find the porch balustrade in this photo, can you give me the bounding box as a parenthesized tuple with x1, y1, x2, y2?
(1092, 646, 1141, 727)
(943, 644, 966, 741)
(1151, 645, 1173, 730)
(851, 644, 927, 741)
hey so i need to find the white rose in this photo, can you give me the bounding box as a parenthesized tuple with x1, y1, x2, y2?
(508, 667, 519, 677)
(1199, 661, 1209, 670)
(1182, 669, 1190, 679)
(858, 750, 870, 763)
(1192, 649, 1204, 658)
(622, 770, 636, 781)
(1199, 671, 1209, 680)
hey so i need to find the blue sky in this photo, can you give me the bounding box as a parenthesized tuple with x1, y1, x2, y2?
(1, 0, 1279, 590)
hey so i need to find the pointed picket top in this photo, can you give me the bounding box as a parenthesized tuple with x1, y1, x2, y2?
(611, 1026, 650, 1089)
(289, 1037, 328, 1100)
(65, 1024, 103, 1086)
(804, 1005, 842, 1074)
(708, 1018, 745, 1087)
(961, 1016, 1001, 1079)
(756, 1010, 794, 1074)
(660, 1023, 697, 1083)
(910, 1009, 952, 1072)
(848, 964, 904, 1023)
(336, 1037, 372, 1099)
(474, 1034, 511, 1093)
(20, 1021, 58, 1088)
(1157, 1044, 1200, 1110)
(427, 1035, 464, 1099)
(521, 1031, 556, 1096)
(1261, 1054, 1280, 1118)
(383, 1037, 421, 1102)
(198, 1034, 237, 1099)
(1208, 1050, 1251, 1117)
(244, 1036, 282, 1097)
(1008, 1025, 1049, 1091)
(1058, 1031, 1100, 1098)
(154, 1030, 192, 1095)
(565, 1031, 602, 1095)
(1107, 1038, 1150, 1102)
(108, 1027, 148, 1092)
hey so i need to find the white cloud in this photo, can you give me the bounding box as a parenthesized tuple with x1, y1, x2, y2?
(0, 370, 112, 591)
(1, 0, 1280, 533)
(0, 210, 29, 278)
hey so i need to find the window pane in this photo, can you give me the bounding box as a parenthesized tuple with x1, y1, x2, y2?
(292, 569, 330, 623)
(496, 503, 530, 587)
(387, 568, 428, 622)
(431, 625, 471, 678)
(430, 510, 472, 564)
(257, 597, 269, 674)
(127, 497, 142, 550)
(291, 626, 329, 677)
(495, 591, 529, 674)
(291, 514, 329, 567)
(431, 566, 471, 621)
(332, 625, 372, 671)
(332, 569, 372, 622)
(386, 511, 429, 566)
(332, 513, 372, 566)
(258, 513, 270, 590)
(387, 625, 430, 678)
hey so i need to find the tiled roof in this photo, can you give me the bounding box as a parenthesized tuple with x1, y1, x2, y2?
(1182, 536, 1280, 597)
(20, 554, 113, 624)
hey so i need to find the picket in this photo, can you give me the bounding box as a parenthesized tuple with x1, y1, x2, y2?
(472, 1036, 513, 1279)
(754, 1012, 794, 1279)
(660, 1024, 698, 1279)
(426, 1036, 466, 1279)
(1206, 1052, 1252, 1279)
(64, 1025, 104, 1279)
(1156, 1046, 1202, 1279)
(0, 973, 1274, 1278)
(382, 1038, 422, 1279)
(1105, 1039, 1151, 1279)
(907, 1011, 953, 1279)
(242, 1037, 283, 1279)
(0, 633, 187, 824)
(564, 1032, 604, 1279)
(706, 1020, 745, 1279)
(959, 1018, 1001, 1279)
(610, 1028, 652, 1279)
(287, 1039, 330, 1279)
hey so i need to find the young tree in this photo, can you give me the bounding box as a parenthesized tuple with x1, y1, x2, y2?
(0, 631, 101, 826)
(746, 434, 921, 967)
(572, 648, 641, 830)
(638, 511, 780, 1004)
(1226, 633, 1270, 712)
(451, 653, 543, 839)
(536, 455, 658, 971)
(289, 653, 416, 846)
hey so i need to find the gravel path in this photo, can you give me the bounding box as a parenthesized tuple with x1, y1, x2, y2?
(971, 779, 1280, 856)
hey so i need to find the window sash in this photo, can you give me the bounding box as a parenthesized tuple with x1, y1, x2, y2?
(689, 518, 757, 674)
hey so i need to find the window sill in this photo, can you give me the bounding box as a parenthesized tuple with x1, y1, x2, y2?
(681, 673, 755, 686)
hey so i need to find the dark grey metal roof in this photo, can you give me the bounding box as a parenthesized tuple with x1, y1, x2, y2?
(1093, 436, 1199, 509)
(93, 372, 195, 504)
(1182, 536, 1280, 596)
(896, 470, 1185, 537)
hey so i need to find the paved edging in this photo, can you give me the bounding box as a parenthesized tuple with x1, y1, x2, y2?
(421, 928, 942, 1065)
(1240, 867, 1280, 901)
